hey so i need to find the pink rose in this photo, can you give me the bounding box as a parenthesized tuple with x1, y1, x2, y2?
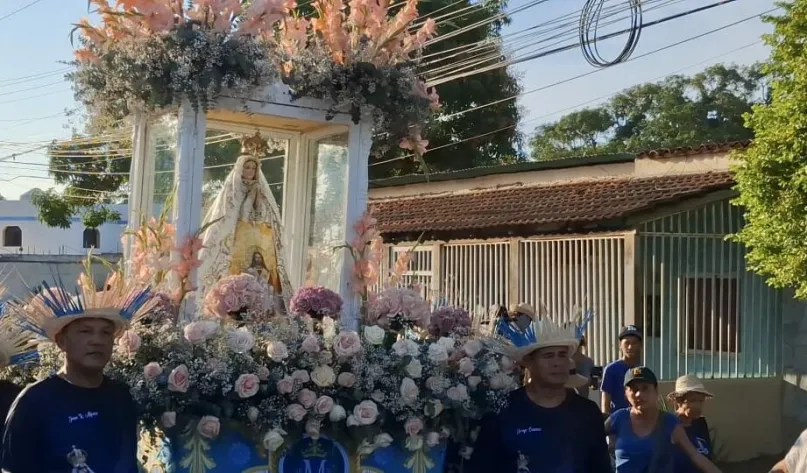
(257, 366, 271, 381)
(277, 376, 294, 394)
(291, 370, 310, 384)
(333, 331, 362, 358)
(337, 372, 356, 388)
(167, 365, 190, 393)
(184, 321, 213, 344)
(234, 373, 260, 399)
(117, 330, 141, 356)
(458, 357, 476, 377)
(446, 384, 469, 402)
(197, 416, 220, 439)
(352, 400, 379, 425)
(404, 417, 424, 437)
(314, 395, 334, 415)
(143, 362, 162, 381)
(266, 341, 289, 361)
(286, 403, 307, 422)
(298, 389, 317, 408)
(222, 291, 240, 313)
(301, 335, 320, 353)
(161, 411, 176, 428)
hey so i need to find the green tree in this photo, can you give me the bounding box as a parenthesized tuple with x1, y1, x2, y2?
(732, 4, 807, 299)
(529, 64, 766, 161)
(368, 0, 524, 177)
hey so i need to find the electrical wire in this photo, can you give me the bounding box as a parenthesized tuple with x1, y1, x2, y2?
(369, 7, 774, 168)
(579, 0, 642, 67)
(0, 0, 46, 22)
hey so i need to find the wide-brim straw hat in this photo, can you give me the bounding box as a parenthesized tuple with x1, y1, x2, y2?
(488, 317, 579, 362)
(667, 374, 714, 400)
(508, 302, 536, 320)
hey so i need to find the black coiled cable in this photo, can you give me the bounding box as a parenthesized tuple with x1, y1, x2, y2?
(579, 0, 643, 67)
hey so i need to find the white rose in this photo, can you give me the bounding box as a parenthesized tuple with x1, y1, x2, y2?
(425, 375, 447, 394)
(372, 390, 386, 403)
(329, 405, 347, 422)
(427, 431, 441, 447)
(437, 336, 455, 352)
(399, 377, 419, 405)
(363, 325, 386, 345)
(490, 373, 512, 390)
(374, 433, 394, 448)
(267, 341, 289, 361)
(457, 357, 476, 377)
(463, 339, 483, 358)
(263, 428, 287, 452)
(227, 327, 255, 354)
(404, 359, 423, 378)
(311, 365, 336, 387)
(346, 415, 360, 427)
(392, 339, 419, 357)
(291, 369, 310, 384)
(468, 376, 482, 389)
(446, 384, 469, 402)
(427, 343, 449, 363)
(337, 372, 357, 388)
(353, 400, 379, 425)
(333, 331, 362, 358)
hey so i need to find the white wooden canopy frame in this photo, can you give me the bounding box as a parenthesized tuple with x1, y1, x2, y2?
(127, 84, 373, 328)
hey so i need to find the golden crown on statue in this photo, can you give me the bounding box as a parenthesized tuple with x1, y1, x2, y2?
(302, 440, 328, 459)
(241, 132, 269, 156)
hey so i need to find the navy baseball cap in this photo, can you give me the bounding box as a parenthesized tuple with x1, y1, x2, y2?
(624, 366, 658, 387)
(619, 325, 643, 341)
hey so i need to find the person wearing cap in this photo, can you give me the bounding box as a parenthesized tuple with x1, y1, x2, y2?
(1, 275, 156, 473)
(669, 375, 715, 473)
(601, 325, 644, 416)
(606, 366, 722, 473)
(468, 316, 611, 473)
(770, 429, 807, 473)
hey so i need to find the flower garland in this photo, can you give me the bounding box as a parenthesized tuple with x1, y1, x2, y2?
(70, 0, 288, 121)
(274, 0, 440, 161)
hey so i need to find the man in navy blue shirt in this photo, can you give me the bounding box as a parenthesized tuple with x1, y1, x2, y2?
(2, 279, 152, 473)
(600, 325, 643, 416)
(468, 316, 611, 473)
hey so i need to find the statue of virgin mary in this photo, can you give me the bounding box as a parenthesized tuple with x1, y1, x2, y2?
(197, 133, 293, 303)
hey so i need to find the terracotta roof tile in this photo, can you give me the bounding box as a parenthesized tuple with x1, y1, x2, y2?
(371, 172, 733, 235)
(636, 140, 751, 159)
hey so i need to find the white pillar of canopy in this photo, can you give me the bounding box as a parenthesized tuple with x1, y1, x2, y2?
(125, 114, 155, 260)
(128, 83, 373, 327)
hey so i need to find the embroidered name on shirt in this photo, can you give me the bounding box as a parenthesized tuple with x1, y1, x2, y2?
(516, 427, 542, 435)
(68, 411, 99, 423)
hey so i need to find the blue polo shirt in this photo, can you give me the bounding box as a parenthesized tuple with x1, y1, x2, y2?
(1, 375, 139, 473)
(601, 360, 633, 411)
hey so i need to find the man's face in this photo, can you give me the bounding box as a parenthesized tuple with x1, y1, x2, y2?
(620, 335, 642, 359)
(522, 345, 569, 387)
(56, 318, 116, 372)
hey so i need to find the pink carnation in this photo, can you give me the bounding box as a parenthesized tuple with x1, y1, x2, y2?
(367, 287, 430, 329)
(428, 306, 472, 337)
(290, 286, 343, 319)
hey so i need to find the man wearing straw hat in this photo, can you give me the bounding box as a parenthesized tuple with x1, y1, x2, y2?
(0, 287, 37, 439)
(467, 313, 610, 473)
(1, 275, 156, 473)
(668, 374, 715, 473)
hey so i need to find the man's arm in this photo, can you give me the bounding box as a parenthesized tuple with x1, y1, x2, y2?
(600, 364, 613, 416)
(1, 391, 43, 473)
(769, 458, 788, 473)
(466, 414, 504, 473)
(585, 405, 612, 472)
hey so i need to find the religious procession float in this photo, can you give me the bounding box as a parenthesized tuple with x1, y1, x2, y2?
(0, 0, 535, 472)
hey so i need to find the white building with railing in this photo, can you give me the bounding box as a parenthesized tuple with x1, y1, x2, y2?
(368, 141, 807, 463)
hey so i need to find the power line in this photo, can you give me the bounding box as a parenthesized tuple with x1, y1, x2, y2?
(370, 7, 773, 167)
(0, 0, 46, 22)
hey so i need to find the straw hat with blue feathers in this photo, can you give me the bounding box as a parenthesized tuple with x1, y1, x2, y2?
(7, 270, 157, 341)
(0, 275, 38, 368)
(486, 306, 594, 363)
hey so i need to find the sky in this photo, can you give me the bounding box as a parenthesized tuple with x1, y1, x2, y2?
(0, 0, 776, 200)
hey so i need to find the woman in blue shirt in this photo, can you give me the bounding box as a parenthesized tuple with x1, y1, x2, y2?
(605, 367, 722, 473)
(668, 375, 715, 473)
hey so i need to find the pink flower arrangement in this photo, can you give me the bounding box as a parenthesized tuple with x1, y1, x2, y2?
(367, 287, 431, 330)
(428, 306, 472, 338)
(203, 274, 267, 320)
(289, 286, 343, 319)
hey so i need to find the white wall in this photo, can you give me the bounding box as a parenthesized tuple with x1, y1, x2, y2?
(0, 193, 162, 256)
(0, 255, 118, 300)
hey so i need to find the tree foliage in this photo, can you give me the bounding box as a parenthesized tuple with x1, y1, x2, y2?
(732, 4, 807, 299)
(529, 64, 768, 161)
